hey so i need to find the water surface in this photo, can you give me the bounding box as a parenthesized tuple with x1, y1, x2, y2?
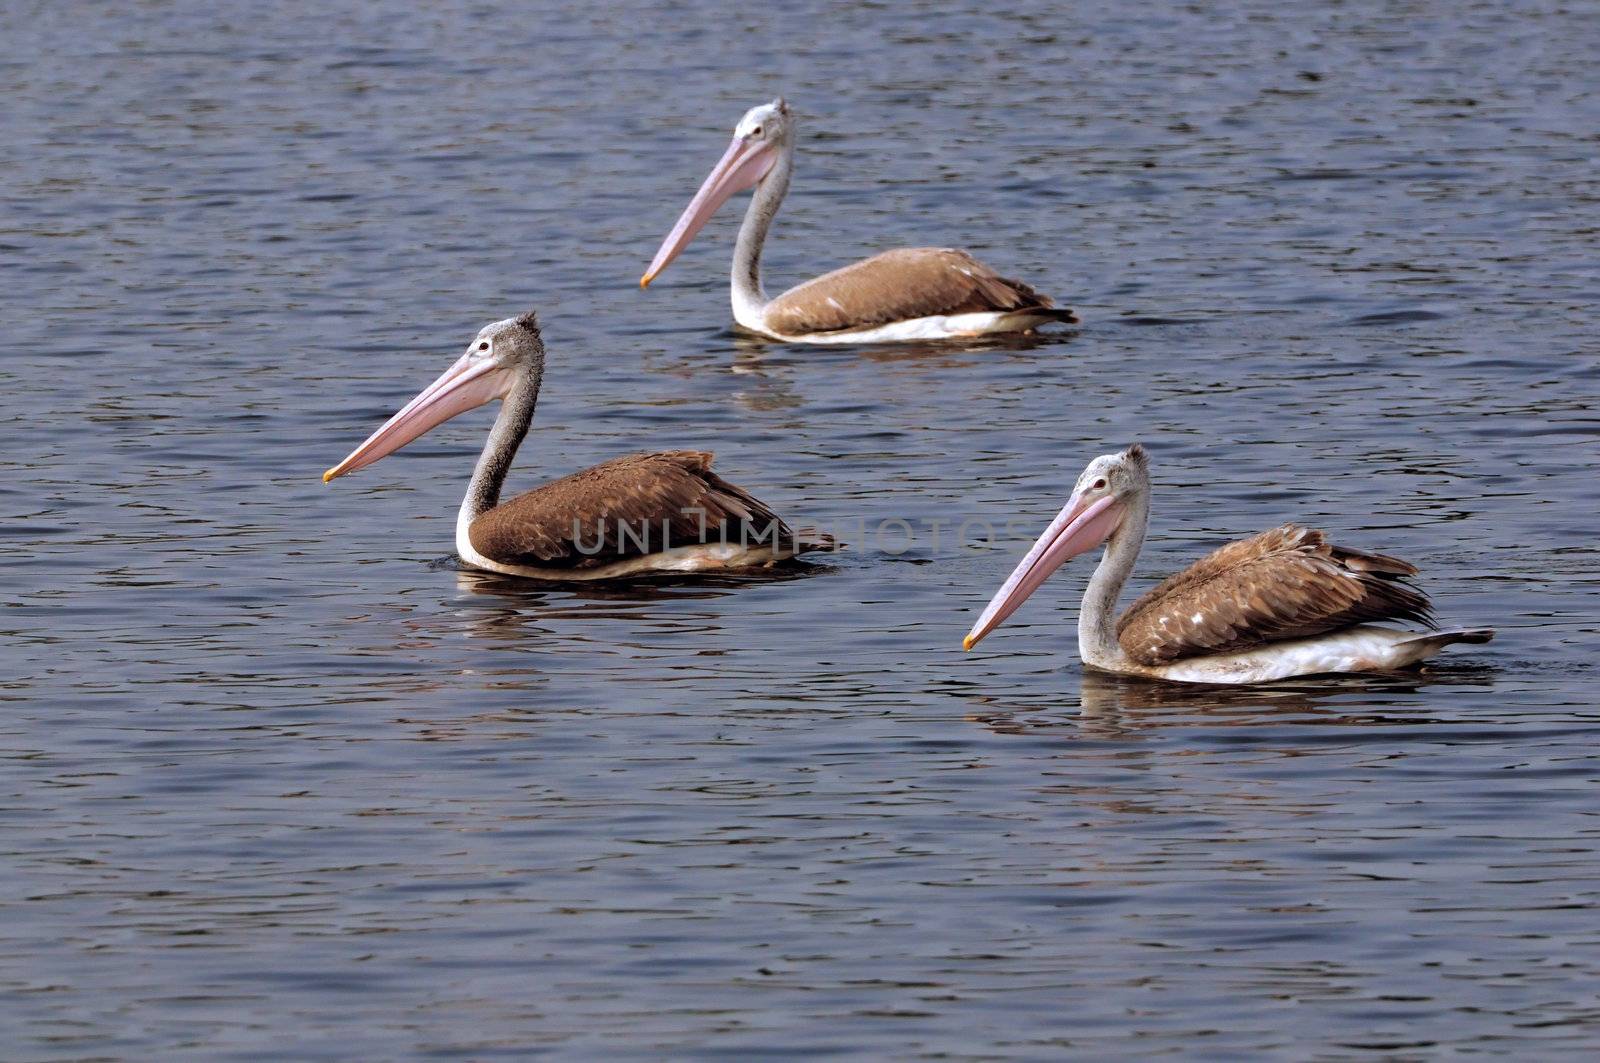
(3, 0, 1599, 1057)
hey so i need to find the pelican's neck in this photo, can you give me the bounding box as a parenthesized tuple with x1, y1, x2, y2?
(456, 361, 542, 543)
(1078, 487, 1150, 670)
(731, 138, 793, 327)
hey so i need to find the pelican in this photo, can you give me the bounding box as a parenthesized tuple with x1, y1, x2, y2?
(323, 312, 833, 579)
(641, 98, 1077, 344)
(963, 445, 1493, 684)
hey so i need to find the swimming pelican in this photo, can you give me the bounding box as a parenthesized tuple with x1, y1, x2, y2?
(641, 98, 1077, 344)
(963, 444, 1492, 683)
(324, 312, 833, 579)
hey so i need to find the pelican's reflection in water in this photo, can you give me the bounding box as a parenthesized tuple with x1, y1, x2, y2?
(730, 323, 1072, 363)
(726, 337, 806, 413)
(963, 665, 1498, 739)
(451, 561, 837, 646)
(647, 332, 809, 413)
(859, 329, 1076, 366)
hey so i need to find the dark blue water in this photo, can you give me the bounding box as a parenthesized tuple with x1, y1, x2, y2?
(4, 0, 1598, 1056)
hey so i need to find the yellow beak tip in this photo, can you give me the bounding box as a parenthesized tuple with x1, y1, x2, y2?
(322, 469, 336, 484)
(639, 275, 652, 289)
(962, 636, 976, 652)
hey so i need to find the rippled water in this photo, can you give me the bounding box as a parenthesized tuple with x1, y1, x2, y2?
(4, 0, 1599, 1056)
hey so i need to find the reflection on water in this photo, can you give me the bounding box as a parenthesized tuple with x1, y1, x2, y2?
(963, 667, 1502, 738)
(452, 562, 839, 640)
(5, 0, 1599, 1057)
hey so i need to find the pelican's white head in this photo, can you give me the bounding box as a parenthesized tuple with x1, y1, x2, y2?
(641, 98, 793, 288)
(323, 313, 544, 483)
(733, 97, 792, 146)
(963, 444, 1149, 650)
(1070, 443, 1150, 506)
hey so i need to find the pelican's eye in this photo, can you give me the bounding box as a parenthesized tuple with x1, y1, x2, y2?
(1092, 478, 1108, 491)
(478, 341, 490, 352)
(751, 125, 763, 137)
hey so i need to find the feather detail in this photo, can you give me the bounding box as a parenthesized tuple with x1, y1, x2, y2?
(764, 248, 1073, 335)
(468, 451, 828, 569)
(1115, 525, 1435, 664)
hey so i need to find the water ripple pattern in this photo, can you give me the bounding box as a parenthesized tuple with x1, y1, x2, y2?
(2, 0, 1598, 1057)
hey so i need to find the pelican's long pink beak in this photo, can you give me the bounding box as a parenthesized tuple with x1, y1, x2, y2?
(640, 134, 778, 288)
(323, 352, 513, 483)
(963, 492, 1126, 651)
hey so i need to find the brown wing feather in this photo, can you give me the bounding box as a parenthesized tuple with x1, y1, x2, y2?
(467, 451, 825, 568)
(1115, 525, 1435, 664)
(763, 248, 1073, 336)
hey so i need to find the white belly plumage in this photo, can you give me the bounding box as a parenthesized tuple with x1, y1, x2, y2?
(454, 510, 792, 581)
(1135, 626, 1453, 685)
(738, 308, 1064, 345)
